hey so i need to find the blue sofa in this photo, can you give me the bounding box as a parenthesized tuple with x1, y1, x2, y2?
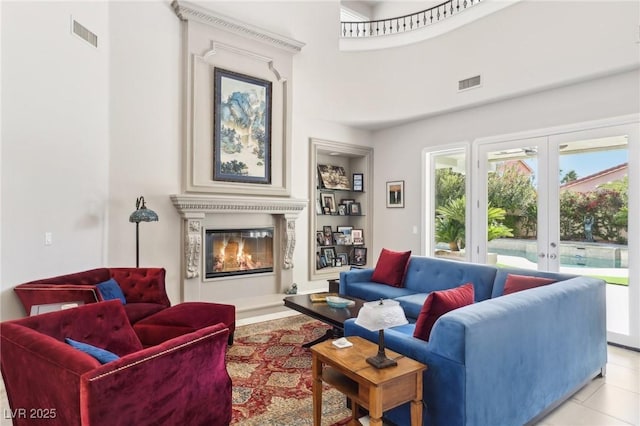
(341, 255, 607, 426)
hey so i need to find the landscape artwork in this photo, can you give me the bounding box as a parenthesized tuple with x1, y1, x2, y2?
(213, 68, 272, 184)
(318, 164, 350, 190)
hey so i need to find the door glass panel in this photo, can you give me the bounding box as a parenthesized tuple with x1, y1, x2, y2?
(557, 136, 629, 333)
(432, 150, 466, 258)
(485, 146, 539, 269)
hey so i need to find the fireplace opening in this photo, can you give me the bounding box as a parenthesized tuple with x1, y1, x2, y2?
(205, 228, 274, 279)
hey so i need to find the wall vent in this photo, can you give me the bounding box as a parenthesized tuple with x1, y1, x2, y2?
(458, 75, 481, 91)
(72, 19, 98, 48)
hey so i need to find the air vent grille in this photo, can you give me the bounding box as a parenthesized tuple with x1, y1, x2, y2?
(458, 75, 481, 91)
(72, 20, 98, 48)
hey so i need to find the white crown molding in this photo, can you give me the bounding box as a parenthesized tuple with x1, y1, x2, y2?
(170, 194, 307, 217)
(172, 0, 305, 54)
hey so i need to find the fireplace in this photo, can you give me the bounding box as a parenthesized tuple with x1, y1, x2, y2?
(205, 228, 274, 279)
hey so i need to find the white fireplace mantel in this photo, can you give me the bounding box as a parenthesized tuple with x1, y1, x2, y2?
(170, 194, 307, 279)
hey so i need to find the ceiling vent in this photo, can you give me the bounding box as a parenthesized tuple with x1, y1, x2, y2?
(458, 75, 481, 91)
(72, 19, 98, 48)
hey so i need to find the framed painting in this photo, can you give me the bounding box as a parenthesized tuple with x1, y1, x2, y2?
(386, 180, 405, 208)
(213, 68, 272, 184)
(317, 165, 350, 190)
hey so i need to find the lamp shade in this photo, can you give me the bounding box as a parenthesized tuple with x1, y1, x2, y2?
(129, 196, 159, 223)
(355, 299, 408, 331)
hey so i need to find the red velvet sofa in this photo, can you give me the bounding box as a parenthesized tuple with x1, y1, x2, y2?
(13, 268, 236, 346)
(14, 268, 171, 324)
(0, 300, 232, 426)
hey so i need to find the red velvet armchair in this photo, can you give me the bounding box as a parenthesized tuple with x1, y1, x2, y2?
(13, 268, 171, 324)
(0, 300, 232, 426)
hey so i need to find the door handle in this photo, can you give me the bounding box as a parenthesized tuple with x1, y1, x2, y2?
(538, 252, 546, 258)
(550, 242, 557, 248)
(549, 254, 557, 259)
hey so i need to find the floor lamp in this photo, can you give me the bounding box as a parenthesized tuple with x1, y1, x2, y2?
(129, 196, 159, 267)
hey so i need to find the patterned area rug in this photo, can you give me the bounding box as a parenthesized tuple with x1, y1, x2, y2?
(228, 315, 352, 425)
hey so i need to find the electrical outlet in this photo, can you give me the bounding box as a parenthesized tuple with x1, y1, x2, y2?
(44, 232, 53, 246)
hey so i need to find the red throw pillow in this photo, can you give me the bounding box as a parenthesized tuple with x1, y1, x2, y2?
(413, 283, 474, 342)
(503, 274, 556, 295)
(370, 248, 412, 287)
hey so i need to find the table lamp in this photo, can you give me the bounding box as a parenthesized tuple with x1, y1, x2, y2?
(129, 196, 159, 267)
(355, 299, 408, 368)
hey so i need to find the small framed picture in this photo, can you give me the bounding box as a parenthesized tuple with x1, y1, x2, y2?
(386, 180, 405, 208)
(352, 173, 364, 192)
(352, 229, 364, 245)
(337, 253, 348, 265)
(337, 204, 348, 216)
(319, 254, 328, 268)
(353, 247, 367, 266)
(321, 192, 337, 214)
(316, 198, 322, 215)
(341, 198, 355, 207)
(321, 247, 337, 264)
(316, 231, 325, 246)
(333, 232, 348, 245)
(349, 202, 361, 215)
(335, 257, 343, 267)
(322, 226, 333, 245)
(337, 226, 353, 245)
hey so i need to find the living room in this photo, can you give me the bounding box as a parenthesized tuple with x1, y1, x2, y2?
(1, 0, 639, 424)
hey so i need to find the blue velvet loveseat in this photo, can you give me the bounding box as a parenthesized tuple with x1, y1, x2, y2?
(341, 255, 607, 426)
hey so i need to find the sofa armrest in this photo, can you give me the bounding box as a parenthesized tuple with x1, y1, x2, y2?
(429, 276, 607, 425)
(13, 285, 100, 316)
(339, 268, 374, 294)
(80, 323, 231, 426)
(1, 323, 101, 426)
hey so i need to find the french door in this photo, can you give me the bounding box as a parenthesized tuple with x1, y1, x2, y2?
(473, 118, 638, 348)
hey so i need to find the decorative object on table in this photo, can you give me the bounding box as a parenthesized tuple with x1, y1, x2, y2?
(352, 173, 364, 192)
(348, 202, 361, 215)
(351, 229, 364, 245)
(284, 283, 298, 294)
(325, 296, 356, 309)
(386, 180, 405, 208)
(352, 247, 367, 266)
(354, 299, 408, 368)
(320, 192, 337, 214)
(317, 164, 350, 190)
(309, 292, 338, 303)
(213, 68, 272, 184)
(129, 196, 159, 267)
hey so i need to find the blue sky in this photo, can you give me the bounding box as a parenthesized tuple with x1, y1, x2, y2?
(559, 149, 628, 179)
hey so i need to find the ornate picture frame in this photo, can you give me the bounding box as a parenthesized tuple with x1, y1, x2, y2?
(213, 68, 272, 184)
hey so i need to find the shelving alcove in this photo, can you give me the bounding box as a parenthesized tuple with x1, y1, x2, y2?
(309, 138, 373, 282)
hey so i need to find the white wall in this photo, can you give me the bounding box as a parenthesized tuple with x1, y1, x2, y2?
(107, 1, 182, 305)
(370, 69, 640, 258)
(1, 1, 110, 320)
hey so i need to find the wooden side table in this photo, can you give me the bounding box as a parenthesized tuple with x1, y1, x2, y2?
(311, 336, 426, 426)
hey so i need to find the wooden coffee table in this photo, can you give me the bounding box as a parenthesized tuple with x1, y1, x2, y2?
(311, 336, 427, 426)
(283, 294, 366, 347)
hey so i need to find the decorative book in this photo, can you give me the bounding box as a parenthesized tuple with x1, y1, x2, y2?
(309, 292, 338, 303)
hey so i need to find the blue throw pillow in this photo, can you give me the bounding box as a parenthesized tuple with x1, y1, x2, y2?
(96, 278, 126, 304)
(65, 338, 120, 364)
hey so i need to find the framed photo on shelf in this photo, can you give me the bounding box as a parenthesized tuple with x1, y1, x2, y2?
(353, 247, 367, 266)
(318, 254, 328, 268)
(333, 232, 348, 245)
(317, 164, 350, 190)
(386, 180, 405, 208)
(322, 226, 333, 245)
(337, 226, 353, 245)
(213, 68, 272, 184)
(340, 198, 355, 207)
(349, 202, 361, 215)
(316, 198, 322, 215)
(316, 231, 325, 246)
(352, 229, 364, 245)
(337, 253, 348, 265)
(320, 247, 337, 265)
(320, 192, 337, 214)
(352, 173, 364, 192)
(337, 204, 348, 216)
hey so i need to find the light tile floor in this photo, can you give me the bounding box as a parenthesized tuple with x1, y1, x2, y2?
(0, 344, 637, 425)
